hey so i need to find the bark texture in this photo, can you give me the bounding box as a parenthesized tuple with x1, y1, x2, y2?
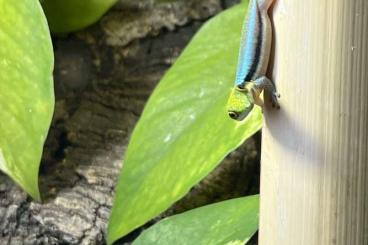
(0, 0, 260, 244)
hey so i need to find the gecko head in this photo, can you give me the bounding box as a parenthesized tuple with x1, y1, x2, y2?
(226, 85, 254, 121)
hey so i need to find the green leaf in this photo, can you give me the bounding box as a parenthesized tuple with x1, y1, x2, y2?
(41, 0, 118, 33)
(0, 0, 54, 200)
(108, 2, 261, 244)
(133, 195, 259, 245)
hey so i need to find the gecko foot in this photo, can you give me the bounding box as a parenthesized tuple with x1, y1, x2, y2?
(271, 92, 280, 109)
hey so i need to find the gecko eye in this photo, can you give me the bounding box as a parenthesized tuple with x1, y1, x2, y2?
(228, 111, 239, 119)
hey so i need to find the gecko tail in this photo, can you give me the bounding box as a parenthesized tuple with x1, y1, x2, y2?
(257, 0, 275, 11)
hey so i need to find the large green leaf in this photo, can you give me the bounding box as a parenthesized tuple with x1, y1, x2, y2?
(0, 0, 54, 200)
(133, 195, 259, 245)
(41, 0, 117, 33)
(108, 2, 262, 244)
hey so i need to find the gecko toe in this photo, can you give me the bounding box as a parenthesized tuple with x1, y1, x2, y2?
(273, 92, 281, 98)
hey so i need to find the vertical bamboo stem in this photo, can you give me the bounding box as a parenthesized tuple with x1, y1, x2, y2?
(259, 0, 368, 244)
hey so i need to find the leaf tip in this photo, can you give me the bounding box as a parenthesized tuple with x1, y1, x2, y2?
(106, 221, 120, 245)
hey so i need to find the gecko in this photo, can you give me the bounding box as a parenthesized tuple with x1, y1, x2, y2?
(226, 0, 280, 121)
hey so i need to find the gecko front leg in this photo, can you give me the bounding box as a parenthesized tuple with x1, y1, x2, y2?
(252, 76, 280, 109)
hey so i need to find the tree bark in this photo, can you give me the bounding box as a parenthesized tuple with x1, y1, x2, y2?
(259, 0, 368, 244)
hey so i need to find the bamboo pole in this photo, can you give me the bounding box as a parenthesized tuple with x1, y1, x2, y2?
(259, 0, 368, 244)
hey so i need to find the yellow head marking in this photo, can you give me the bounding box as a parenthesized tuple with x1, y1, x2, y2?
(226, 85, 254, 121)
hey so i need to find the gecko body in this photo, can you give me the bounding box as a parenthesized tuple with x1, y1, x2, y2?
(227, 0, 279, 121)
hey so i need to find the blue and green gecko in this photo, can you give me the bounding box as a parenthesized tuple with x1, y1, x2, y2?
(227, 0, 280, 121)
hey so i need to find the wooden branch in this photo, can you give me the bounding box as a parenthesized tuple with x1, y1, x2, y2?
(259, 0, 368, 244)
